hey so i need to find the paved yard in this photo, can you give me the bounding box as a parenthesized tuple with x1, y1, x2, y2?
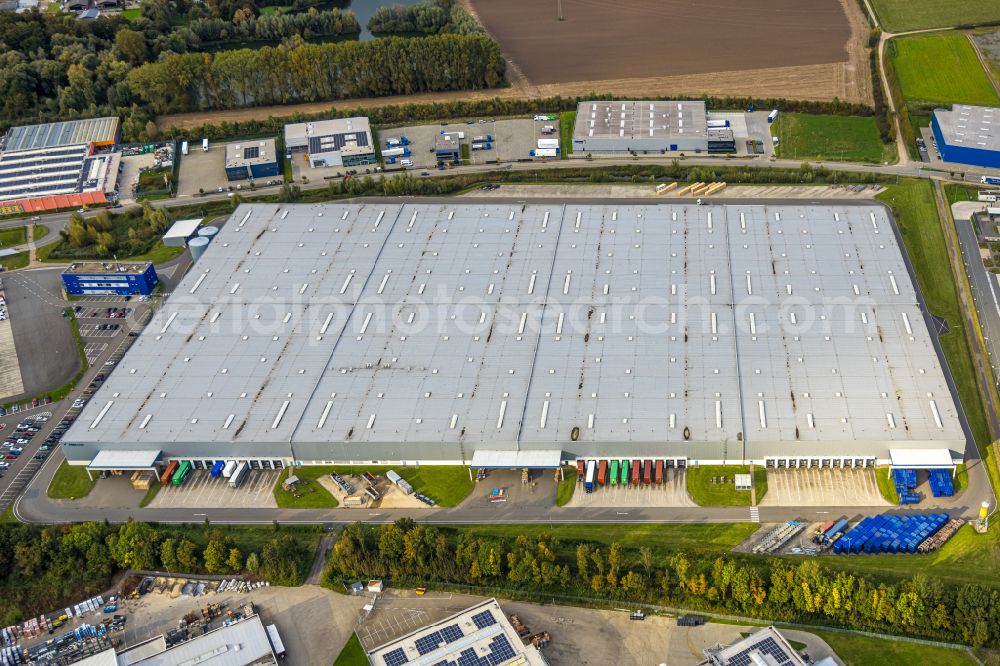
(149, 469, 279, 509)
(761, 468, 889, 507)
(566, 468, 696, 508)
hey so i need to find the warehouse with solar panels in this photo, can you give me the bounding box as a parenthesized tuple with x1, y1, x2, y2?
(284, 117, 377, 168)
(0, 117, 121, 204)
(61, 200, 967, 474)
(224, 139, 280, 181)
(368, 599, 547, 666)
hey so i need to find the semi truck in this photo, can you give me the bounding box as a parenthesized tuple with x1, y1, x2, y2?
(381, 147, 411, 158)
(631, 459, 641, 485)
(387, 469, 414, 494)
(584, 460, 596, 493)
(210, 460, 224, 478)
(982, 176, 1000, 185)
(610, 459, 620, 486)
(171, 461, 191, 485)
(265, 624, 287, 660)
(767, 110, 779, 124)
(222, 460, 237, 478)
(229, 462, 249, 488)
(643, 460, 653, 484)
(160, 461, 178, 485)
(655, 460, 664, 484)
(530, 148, 559, 158)
(537, 138, 559, 149)
(202, 138, 209, 152)
(181, 141, 189, 156)
(597, 460, 608, 485)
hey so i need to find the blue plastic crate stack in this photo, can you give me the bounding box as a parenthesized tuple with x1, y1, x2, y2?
(893, 468, 920, 504)
(833, 513, 949, 554)
(929, 469, 954, 497)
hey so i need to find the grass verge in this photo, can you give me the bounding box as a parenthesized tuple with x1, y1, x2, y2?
(139, 481, 162, 508)
(125, 241, 185, 264)
(556, 466, 576, 506)
(443, 523, 758, 557)
(1, 252, 29, 270)
(813, 629, 977, 666)
(686, 465, 766, 507)
(31, 225, 49, 242)
(273, 467, 339, 509)
(332, 634, 367, 666)
(327, 465, 474, 507)
(0, 227, 27, 248)
(772, 113, 893, 163)
(874, 466, 899, 504)
(48, 462, 96, 500)
(559, 111, 575, 158)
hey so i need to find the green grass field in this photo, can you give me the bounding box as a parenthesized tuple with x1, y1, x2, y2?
(686, 465, 767, 507)
(0, 227, 27, 248)
(124, 241, 185, 264)
(273, 467, 338, 509)
(48, 462, 96, 500)
(120, 7, 141, 20)
(556, 466, 576, 506)
(874, 466, 899, 504)
(332, 634, 368, 666)
(891, 34, 1000, 107)
(870, 0, 1000, 32)
(31, 225, 49, 242)
(1, 252, 29, 270)
(444, 523, 758, 557)
(559, 111, 575, 158)
(814, 630, 977, 665)
(772, 114, 892, 163)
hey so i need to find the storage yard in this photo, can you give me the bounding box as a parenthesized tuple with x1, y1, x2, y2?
(60, 201, 968, 480)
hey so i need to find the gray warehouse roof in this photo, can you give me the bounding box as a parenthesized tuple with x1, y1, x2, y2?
(284, 117, 373, 156)
(574, 101, 707, 141)
(225, 139, 277, 168)
(934, 104, 1000, 151)
(3, 117, 119, 152)
(64, 201, 965, 462)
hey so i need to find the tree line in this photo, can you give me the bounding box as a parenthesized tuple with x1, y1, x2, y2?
(0, 520, 314, 626)
(187, 8, 359, 45)
(126, 34, 506, 115)
(368, 0, 481, 36)
(53, 203, 171, 260)
(323, 520, 1000, 648)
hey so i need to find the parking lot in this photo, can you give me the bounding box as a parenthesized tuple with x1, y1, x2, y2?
(177, 142, 284, 198)
(760, 468, 890, 507)
(380, 117, 539, 173)
(565, 468, 696, 508)
(148, 469, 280, 509)
(118, 152, 155, 204)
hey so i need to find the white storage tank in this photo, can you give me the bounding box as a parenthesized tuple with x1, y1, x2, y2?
(188, 236, 209, 262)
(197, 226, 220, 240)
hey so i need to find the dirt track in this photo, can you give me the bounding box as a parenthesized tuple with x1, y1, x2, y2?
(157, 0, 871, 132)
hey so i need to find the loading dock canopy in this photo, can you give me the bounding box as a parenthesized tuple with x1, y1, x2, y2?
(470, 450, 561, 469)
(87, 450, 160, 470)
(888, 449, 956, 470)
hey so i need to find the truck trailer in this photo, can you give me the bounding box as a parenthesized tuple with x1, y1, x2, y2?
(584, 460, 596, 493)
(229, 462, 249, 488)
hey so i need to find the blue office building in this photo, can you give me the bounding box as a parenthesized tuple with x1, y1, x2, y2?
(224, 139, 280, 182)
(62, 261, 158, 296)
(932, 104, 1000, 169)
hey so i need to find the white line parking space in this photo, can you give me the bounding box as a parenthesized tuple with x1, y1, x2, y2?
(760, 468, 890, 507)
(84, 343, 108, 364)
(566, 468, 696, 507)
(149, 470, 280, 509)
(82, 325, 120, 338)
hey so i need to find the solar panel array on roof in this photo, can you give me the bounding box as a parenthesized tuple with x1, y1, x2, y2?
(717, 635, 798, 666)
(471, 611, 496, 629)
(3, 117, 119, 151)
(382, 647, 408, 666)
(243, 146, 259, 160)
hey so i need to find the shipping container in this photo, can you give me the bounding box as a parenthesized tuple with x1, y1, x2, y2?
(229, 462, 249, 488)
(585, 460, 596, 493)
(222, 460, 237, 478)
(631, 459, 641, 485)
(643, 460, 653, 484)
(619, 460, 629, 485)
(171, 461, 191, 485)
(655, 460, 664, 484)
(160, 460, 178, 485)
(610, 459, 620, 485)
(597, 460, 608, 485)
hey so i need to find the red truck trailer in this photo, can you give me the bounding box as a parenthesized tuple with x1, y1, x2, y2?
(576, 460, 585, 480)
(631, 459, 641, 485)
(597, 460, 608, 485)
(643, 460, 653, 484)
(655, 460, 664, 484)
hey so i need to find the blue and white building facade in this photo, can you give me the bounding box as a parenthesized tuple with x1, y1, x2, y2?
(62, 261, 158, 296)
(932, 104, 1000, 169)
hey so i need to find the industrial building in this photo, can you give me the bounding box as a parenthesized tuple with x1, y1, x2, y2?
(284, 117, 377, 168)
(60, 201, 966, 474)
(368, 599, 547, 666)
(434, 132, 463, 164)
(0, 117, 121, 205)
(161, 218, 202, 247)
(61, 261, 159, 297)
(224, 139, 280, 182)
(932, 104, 1000, 168)
(573, 101, 734, 154)
(706, 627, 819, 666)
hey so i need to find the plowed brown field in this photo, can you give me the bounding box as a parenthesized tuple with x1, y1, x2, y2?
(469, 0, 850, 85)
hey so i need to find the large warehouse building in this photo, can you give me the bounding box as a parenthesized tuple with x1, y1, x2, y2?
(932, 104, 1000, 168)
(62, 201, 966, 473)
(0, 117, 121, 205)
(572, 101, 735, 154)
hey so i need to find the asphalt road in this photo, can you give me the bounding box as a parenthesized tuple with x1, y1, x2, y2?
(954, 204, 1000, 390)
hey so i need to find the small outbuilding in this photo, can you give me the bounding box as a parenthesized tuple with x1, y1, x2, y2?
(162, 218, 202, 247)
(281, 474, 300, 491)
